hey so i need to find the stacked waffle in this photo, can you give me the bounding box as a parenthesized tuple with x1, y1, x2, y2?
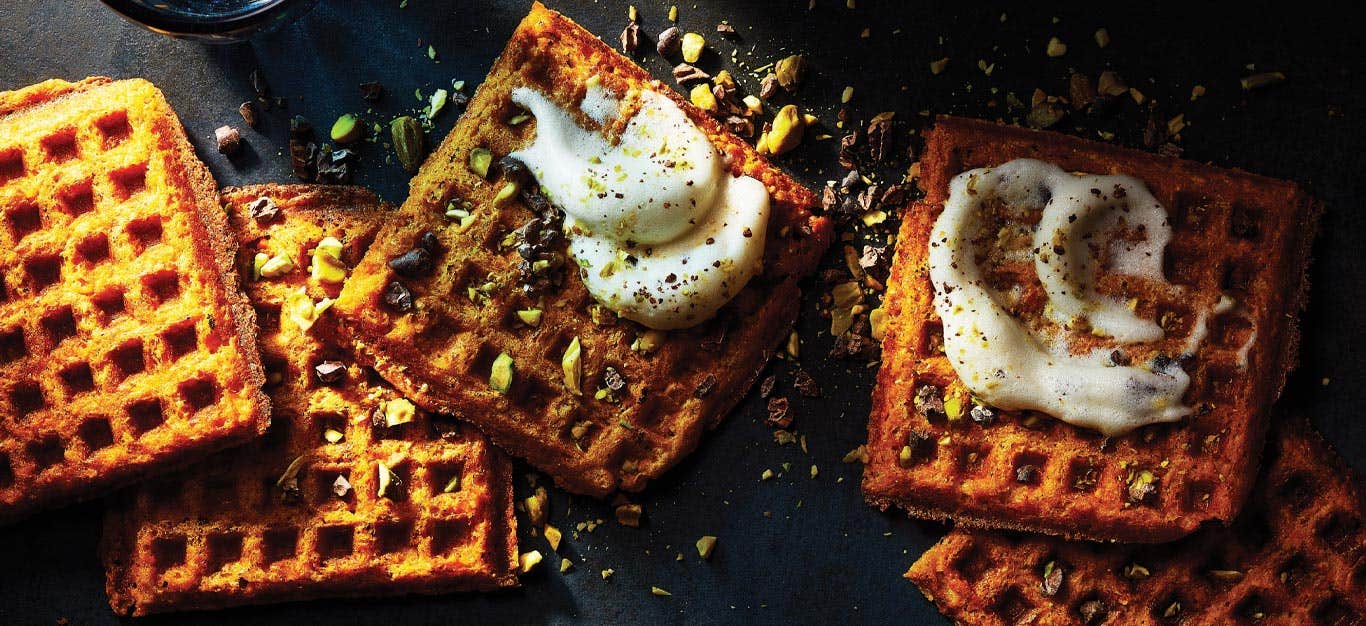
(864, 117, 1348, 624)
(1, 1, 831, 615)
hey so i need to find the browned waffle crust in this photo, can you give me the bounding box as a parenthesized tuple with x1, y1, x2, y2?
(332, 2, 832, 497)
(101, 185, 518, 616)
(906, 416, 1364, 626)
(863, 116, 1319, 542)
(0, 77, 269, 523)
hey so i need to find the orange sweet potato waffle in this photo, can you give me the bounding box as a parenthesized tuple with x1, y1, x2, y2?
(332, 3, 832, 497)
(0, 77, 268, 524)
(906, 416, 1364, 625)
(864, 116, 1319, 542)
(101, 185, 517, 615)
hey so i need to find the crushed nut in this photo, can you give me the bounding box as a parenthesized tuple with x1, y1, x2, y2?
(489, 352, 515, 394)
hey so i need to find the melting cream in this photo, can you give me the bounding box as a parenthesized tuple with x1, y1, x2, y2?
(929, 159, 1195, 435)
(510, 79, 769, 330)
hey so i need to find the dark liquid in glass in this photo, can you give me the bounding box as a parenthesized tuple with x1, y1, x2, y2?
(100, 0, 318, 42)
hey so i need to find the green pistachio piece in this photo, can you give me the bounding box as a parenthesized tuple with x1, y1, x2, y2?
(490, 352, 514, 394)
(468, 147, 493, 179)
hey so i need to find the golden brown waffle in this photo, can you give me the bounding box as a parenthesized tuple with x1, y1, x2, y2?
(906, 416, 1364, 626)
(0, 77, 268, 523)
(864, 116, 1319, 542)
(332, 3, 832, 497)
(101, 185, 518, 616)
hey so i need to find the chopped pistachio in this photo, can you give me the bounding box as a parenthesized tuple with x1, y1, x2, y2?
(323, 428, 344, 443)
(284, 289, 332, 332)
(516, 309, 543, 326)
(775, 54, 808, 90)
(442, 474, 461, 493)
(1046, 37, 1067, 57)
(627, 5, 637, 21)
(489, 352, 514, 394)
(559, 559, 574, 573)
(383, 398, 416, 427)
(681, 32, 706, 63)
(428, 88, 450, 119)
(786, 331, 800, 358)
(258, 253, 295, 278)
(1094, 28, 1110, 48)
(601, 568, 615, 580)
(668, 4, 677, 21)
(519, 550, 543, 574)
(544, 524, 563, 551)
(252, 252, 269, 280)
(695, 535, 718, 559)
(468, 147, 494, 178)
(689, 83, 718, 112)
(930, 57, 950, 75)
(897, 445, 915, 468)
(742, 94, 763, 115)
(869, 307, 889, 340)
(765, 104, 805, 155)
(507, 112, 531, 125)
(310, 236, 348, 283)
(376, 460, 400, 498)
(493, 181, 520, 205)
(1162, 601, 1181, 619)
(562, 337, 583, 395)
(761, 468, 775, 481)
(525, 486, 548, 527)
(810, 464, 819, 479)
(330, 113, 362, 143)
(276, 455, 306, 489)
(943, 392, 964, 421)
(651, 586, 672, 597)
(841, 86, 855, 103)
(1123, 562, 1151, 579)
(390, 115, 425, 173)
(843, 445, 870, 464)
(631, 329, 666, 355)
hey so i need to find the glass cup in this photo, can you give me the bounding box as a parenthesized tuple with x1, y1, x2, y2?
(99, 0, 320, 43)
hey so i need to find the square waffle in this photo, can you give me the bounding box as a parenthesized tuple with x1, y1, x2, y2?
(332, 3, 832, 497)
(101, 185, 518, 616)
(863, 116, 1319, 542)
(905, 416, 1364, 625)
(0, 77, 269, 523)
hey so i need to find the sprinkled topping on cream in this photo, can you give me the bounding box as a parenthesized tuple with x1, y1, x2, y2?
(929, 158, 1209, 435)
(510, 79, 769, 329)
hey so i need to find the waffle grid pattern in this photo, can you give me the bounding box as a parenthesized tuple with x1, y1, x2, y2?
(333, 2, 831, 498)
(0, 77, 268, 522)
(102, 186, 517, 616)
(906, 418, 1364, 626)
(863, 116, 1319, 542)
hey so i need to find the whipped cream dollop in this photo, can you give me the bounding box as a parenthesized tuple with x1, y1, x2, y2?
(509, 78, 769, 330)
(928, 158, 1198, 435)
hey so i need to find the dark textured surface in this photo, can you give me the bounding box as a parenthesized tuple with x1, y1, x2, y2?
(0, 1, 1362, 624)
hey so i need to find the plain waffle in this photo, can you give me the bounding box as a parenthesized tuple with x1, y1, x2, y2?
(863, 116, 1319, 542)
(101, 185, 518, 616)
(905, 416, 1364, 626)
(332, 2, 832, 497)
(0, 77, 268, 523)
